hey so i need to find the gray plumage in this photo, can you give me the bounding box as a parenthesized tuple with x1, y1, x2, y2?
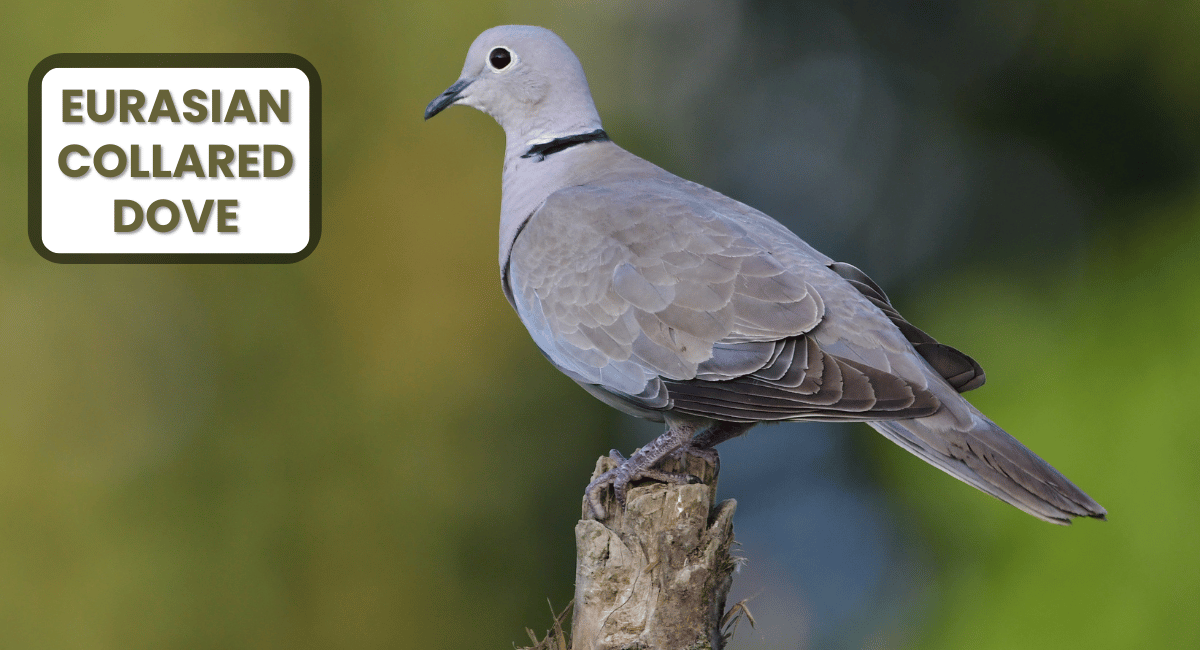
(426, 25, 1106, 525)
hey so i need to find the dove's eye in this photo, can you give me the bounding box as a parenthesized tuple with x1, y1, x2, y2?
(488, 47, 513, 71)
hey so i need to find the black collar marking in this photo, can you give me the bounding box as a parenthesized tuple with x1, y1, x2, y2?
(521, 129, 610, 162)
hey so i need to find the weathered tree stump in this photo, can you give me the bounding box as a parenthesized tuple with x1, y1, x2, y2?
(570, 451, 739, 650)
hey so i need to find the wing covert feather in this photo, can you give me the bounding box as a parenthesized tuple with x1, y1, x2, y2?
(506, 176, 946, 421)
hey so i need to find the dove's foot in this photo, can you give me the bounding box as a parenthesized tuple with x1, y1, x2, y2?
(584, 418, 755, 519)
(584, 418, 705, 520)
(584, 449, 699, 519)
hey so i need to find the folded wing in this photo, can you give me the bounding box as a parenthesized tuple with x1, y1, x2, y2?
(505, 179, 943, 422)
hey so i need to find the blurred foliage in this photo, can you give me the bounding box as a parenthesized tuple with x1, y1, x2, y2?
(874, 195, 1200, 648)
(967, 2, 1200, 199)
(864, 2, 1200, 647)
(2, 1, 609, 648)
(0, 1, 1198, 649)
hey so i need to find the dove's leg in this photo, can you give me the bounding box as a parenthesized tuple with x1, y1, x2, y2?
(689, 420, 756, 450)
(585, 417, 705, 519)
(668, 420, 757, 470)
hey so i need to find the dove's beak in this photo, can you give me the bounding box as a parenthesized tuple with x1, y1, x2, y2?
(424, 78, 472, 120)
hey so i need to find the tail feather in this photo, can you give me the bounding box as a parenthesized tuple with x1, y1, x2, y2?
(869, 408, 1106, 525)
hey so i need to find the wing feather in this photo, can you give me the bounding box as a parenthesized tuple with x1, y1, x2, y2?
(828, 261, 985, 392)
(506, 179, 943, 421)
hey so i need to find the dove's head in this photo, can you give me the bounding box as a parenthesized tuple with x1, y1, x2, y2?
(425, 25, 603, 146)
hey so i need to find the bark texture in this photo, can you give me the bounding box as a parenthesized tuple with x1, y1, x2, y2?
(571, 452, 737, 650)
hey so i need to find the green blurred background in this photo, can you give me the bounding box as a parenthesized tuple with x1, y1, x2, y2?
(2, 1, 1198, 648)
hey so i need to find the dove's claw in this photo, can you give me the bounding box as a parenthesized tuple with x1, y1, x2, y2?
(583, 418, 710, 520)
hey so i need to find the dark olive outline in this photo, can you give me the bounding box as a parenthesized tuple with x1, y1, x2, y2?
(29, 53, 321, 264)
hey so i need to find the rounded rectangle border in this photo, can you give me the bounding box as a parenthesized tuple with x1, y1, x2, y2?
(29, 53, 321, 264)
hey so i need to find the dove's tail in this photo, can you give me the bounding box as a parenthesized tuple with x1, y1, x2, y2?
(868, 404, 1107, 525)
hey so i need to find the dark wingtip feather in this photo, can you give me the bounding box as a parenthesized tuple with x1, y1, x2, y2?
(829, 261, 989, 394)
(1080, 501, 1108, 521)
(914, 342, 986, 392)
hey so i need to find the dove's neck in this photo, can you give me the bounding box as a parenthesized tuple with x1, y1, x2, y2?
(497, 124, 610, 269)
(502, 115, 604, 159)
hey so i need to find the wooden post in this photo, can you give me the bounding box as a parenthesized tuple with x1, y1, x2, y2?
(570, 451, 739, 650)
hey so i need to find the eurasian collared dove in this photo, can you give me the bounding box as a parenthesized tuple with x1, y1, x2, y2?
(425, 25, 1106, 524)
